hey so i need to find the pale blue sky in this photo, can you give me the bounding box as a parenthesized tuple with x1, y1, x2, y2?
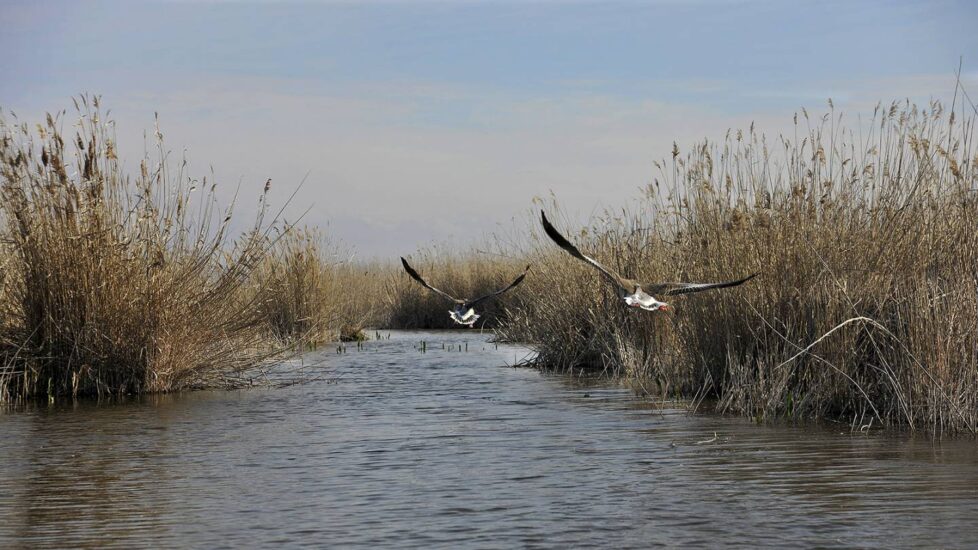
(2, 0, 976, 255)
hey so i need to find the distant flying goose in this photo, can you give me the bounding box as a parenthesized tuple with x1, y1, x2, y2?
(540, 211, 756, 312)
(400, 257, 531, 326)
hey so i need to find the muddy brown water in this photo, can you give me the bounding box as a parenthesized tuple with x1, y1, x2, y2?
(1, 330, 976, 548)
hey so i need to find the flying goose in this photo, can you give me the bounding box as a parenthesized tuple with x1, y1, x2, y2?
(400, 257, 530, 326)
(540, 211, 756, 312)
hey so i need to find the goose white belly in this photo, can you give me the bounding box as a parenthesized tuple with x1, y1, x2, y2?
(623, 291, 666, 312)
(450, 306, 480, 326)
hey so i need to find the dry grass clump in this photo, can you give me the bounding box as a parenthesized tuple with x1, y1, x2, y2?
(0, 97, 282, 400)
(256, 227, 333, 344)
(256, 227, 382, 344)
(387, 246, 529, 329)
(500, 99, 978, 433)
(331, 259, 390, 334)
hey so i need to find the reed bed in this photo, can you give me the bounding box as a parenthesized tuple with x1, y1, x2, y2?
(255, 228, 384, 344)
(331, 260, 390, 339)
(0, 98, 295, 400)
(257, 227, 339, 344)
(498, 99, 978, 434)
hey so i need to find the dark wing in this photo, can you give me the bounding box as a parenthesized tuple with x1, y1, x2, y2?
(466, 265, 531, 308)
(644, 273, 758, 296)
(540, 211, 631, 292)
(400, 257, 459, 303)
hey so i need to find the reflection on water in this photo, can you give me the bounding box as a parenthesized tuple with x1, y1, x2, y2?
(1, 331, 976, 548)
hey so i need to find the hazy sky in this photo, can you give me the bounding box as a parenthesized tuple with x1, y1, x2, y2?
(2, 0, 976, 256)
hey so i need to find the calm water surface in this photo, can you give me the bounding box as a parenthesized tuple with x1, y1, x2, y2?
(1, 330, 977, 548)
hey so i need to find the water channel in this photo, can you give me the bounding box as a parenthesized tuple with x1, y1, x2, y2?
(1, 330, 976, 548)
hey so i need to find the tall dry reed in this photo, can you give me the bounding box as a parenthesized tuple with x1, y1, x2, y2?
(256, 227, 383, 344)
(0, 97, 283, 400)
(499, 99, 978, 433)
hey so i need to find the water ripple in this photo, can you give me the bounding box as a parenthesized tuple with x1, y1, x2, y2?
(1, 330, 977, 549)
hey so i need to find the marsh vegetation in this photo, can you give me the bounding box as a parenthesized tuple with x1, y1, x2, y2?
(2, 96, 976, 434)
(0, 98, 372, 400)
(499, 99, 978, 434)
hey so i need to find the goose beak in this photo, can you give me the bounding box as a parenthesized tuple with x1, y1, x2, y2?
(658, 304, 672, 312)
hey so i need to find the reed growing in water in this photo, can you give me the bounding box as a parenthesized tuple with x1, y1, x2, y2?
(499, 99, 978, 434)
(257, 227, 336, 344)
(255, 227, 382, 344)
(0, 97, 288, 400)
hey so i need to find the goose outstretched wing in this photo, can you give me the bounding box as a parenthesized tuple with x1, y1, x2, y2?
(466, 265, 531, 308)
(540, 211, 634, 292)
(400, 257, 460, 303)
(644, 274, 758, 296)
